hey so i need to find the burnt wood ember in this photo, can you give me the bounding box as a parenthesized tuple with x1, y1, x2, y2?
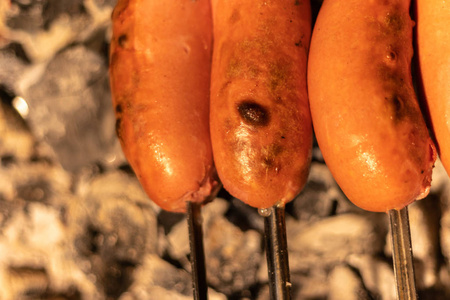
(0, 0, 449, 299)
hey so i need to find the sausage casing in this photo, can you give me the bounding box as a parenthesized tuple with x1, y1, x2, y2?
(110, 0, 217, 212)
(415, 0, 450, 175)
(210, 0, 313, 209)
(308, 0, 436, 212)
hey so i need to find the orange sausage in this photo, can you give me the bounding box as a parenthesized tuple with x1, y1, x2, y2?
(109, 0, 218, 212)
(210, 0, 313, 209)
(308, 0, 436, 212)
(415, 0, 450, 175)
(0, 0, 9, 46)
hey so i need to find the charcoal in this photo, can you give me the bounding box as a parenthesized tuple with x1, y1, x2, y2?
(203, 215, 262, 295)
(0, 47, 29, 92)
(289, 162, 352, 221)
(440, 210, 450, 271)
(42, 0, 86, 29)
(407, 198, 441, 289)
(167, 198, 262, 295)
(7, 0, 47, 32)
(71, 169, 158, 260)
(0, 199, 101, 300)
(287, 213, 388, 271)
(24, 45, 122, 172)
(328, 265, 371, 300)
(0, 93, 35, 162)
(291, 268, 329, 300)
(166, 199, 230, 264)
(6, 266, 49, 299)
(92, 0, 118, 9)
(348, 254, 397, 300)
(0, 160, 72, 205)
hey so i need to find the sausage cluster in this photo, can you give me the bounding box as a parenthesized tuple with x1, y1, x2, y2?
(109, 0, 448, 214)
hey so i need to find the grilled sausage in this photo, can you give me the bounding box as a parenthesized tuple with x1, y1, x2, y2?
(210, 0, 313, 209)
(415, 0, 450, 175)
(308, 0, 436, 212)
(109, 0, 218, 212)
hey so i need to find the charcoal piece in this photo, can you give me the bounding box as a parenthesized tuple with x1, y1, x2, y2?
(328, 265, 371, 300)
(438, 207, 450, 290)
(92, 0, 118, 9)
(16, 178, 51, 203)
(7, 0, 86, 32)
(0, 198, 99, 299)
(348, 255, 397, 300)
(0, 90, 35, 161)
(120, 255, 227, 300)
(7, 0, 46, 32)
(42, 0, 85, 29)
(6, 266, 49, 298)
(24, 45, 122, 172)
(72, 170, 158, 259)
(406, 199, 441, 290)
(0, 160, 72, 206)
(289, 162, 355, 221)
(203, 216, 262, 295)
(69, 170, 158, 298)
(287, 213, 388, 271)
(166, 198, 261, 296)
(166, 198, 230, 266)
(0, 47, 29, 91)
(130, 254, 192, 297)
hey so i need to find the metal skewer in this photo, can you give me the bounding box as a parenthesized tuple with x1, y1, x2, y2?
(388, 207, 417, 300)
(187, 201, 208, 300)
(261, 204, 292, 300)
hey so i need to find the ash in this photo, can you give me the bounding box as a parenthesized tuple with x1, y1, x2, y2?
(0, 0, 449, 299)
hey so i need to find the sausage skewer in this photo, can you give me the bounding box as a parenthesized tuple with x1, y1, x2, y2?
(109, 1, 217, 298)
(307, 0, 436, 299)
(262, 205, 291, 299)
(210, 1, 313, 297)
(187, 202, 208, 300)
(389, 207, 417, 300)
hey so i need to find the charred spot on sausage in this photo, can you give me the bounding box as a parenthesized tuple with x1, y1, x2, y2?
(385, 94, 405, 121)
(237, 101, 270, 126)
(384, 13, 403, 34)
(261, 143, 283, 171)
(115, 104, 123, 113)
(262, 156, 275, 168)
(387, 51, 397, 61)
(118, 34, 128, 48)
(115, 117, 123, 140)
(392, 95, 403, 113)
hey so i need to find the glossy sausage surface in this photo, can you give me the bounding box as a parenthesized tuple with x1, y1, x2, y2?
(308, 0, 436, 212)
(210, 0, 313, 209)
(110, 0, 217, 212)
(415, 0, 450, 175)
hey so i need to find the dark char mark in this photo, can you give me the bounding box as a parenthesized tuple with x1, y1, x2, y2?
(385, 93, 406, 121)
(237, 100, 270, 127)
(115, 117, 123, 140)
(118, 34, 128, 48)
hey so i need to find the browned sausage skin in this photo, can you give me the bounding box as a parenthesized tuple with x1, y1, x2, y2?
(210, 0, 313, 209)
(110, 0, 218, 212)
(308, 0, 436, 212)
